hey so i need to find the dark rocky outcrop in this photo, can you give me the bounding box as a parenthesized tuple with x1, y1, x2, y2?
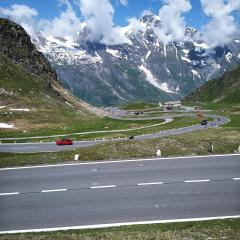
(0, 18, 106, 116)
(0, 18, 57, 83)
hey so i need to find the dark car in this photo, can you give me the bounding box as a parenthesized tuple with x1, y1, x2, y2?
(201, 120, 208, 125)
(129, 135, 135, 139)
(56, 138, 73, 145)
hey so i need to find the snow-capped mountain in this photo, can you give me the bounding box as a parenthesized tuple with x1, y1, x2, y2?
(33, 14, 240, 106)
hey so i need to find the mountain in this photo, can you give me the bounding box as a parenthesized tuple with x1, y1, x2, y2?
(185, 66, 240, 103)
(32, 14, 240, 107)
(0, 18, 105, 116)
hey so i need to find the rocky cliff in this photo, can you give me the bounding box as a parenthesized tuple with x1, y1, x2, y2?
(0, 18, 106, 116)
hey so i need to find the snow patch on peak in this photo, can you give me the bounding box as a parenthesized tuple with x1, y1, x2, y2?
(225, 52, 232, 62)
(165, 67, 171, 75)
(160, 82, 174, 93)
(193, 42, 209, 49)
(45, 35, 77, 49)
(191, 70, 201, 79)
(145, 50, 151, 60)
(176, 85, 180, 92)
(93, 52, 103, 64)
(182, 49, 189, 55)
(181, 56, 191, 63)
(106, 48, 121, 58)
(163, 44, 167, 57)
(138, 65, 174, 93)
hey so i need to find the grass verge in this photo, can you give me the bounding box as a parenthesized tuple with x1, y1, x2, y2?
(0, 117, 205, 142)
(0, 218, 239, 240)
(120, 102, 159, 110)
(0, 126, 239, 168)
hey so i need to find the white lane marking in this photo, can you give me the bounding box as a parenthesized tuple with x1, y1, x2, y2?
(184, 179, 210, 183)
(0, 192, 19, 196)
(12, 147, 39, 150)
(1, 215, 240, 234)
(1, 153, 240, 171)
(137, 182, 163, 186)
(90, 185, 116, 189)
(41, 189, 67, 193)
(233, 178, 240, 180)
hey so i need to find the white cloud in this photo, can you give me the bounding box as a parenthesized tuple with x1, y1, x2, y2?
(0, 4, 38, 36)
(79, 0, 129, 45)
(120, 0, 128, 6)
(200, 0, 240, 47)
(39, 0, 82, 41)
(1, 0, 238, 48)
(155, 0, 192, 43)
(140, 9, 154, 17)
(126, 17, 146, 34)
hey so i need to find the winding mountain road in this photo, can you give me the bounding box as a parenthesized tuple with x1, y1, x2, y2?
(0, 112, 229, 153)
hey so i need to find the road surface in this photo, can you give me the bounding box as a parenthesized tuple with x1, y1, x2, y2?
(0, 154, 239, 233)
(0, 113, 229, 153)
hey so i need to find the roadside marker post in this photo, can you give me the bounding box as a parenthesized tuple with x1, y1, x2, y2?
(156, 149, 161, 157)
(74, 154, 79, 162)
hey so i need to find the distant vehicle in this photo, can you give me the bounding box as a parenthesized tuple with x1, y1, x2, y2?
(166, 106, 173, 111)
(194, 106, 203, 110)
(56, 138, 73, 145)
(134, 112, 140, 115)
(129, 135, 135, 139)
(201, 120, 208, 125)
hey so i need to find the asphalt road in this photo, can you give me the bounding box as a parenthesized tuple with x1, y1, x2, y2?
(0, 113, 229, 153)
(0, 154, 240, 232)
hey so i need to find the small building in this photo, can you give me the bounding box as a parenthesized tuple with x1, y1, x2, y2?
(163, 101, 181, 110)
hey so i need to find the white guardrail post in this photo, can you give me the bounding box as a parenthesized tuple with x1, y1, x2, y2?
(74, 154, 79, 162)
(156, 149, 161, 157)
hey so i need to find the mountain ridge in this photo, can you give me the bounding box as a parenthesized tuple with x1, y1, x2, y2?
(30, 14, 240, 106)
(184, 65, 240, 103)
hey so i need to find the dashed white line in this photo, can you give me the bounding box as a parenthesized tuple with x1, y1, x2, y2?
(184, 179, 210, 183)
(233, 178, 240, 181)
(137, 182, 163, 186)
(90, 185, 116, 189)
(0, 192, 19, 196)
(41, 189, 67, 193)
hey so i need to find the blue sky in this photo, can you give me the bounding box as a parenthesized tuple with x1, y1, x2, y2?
(1, 0, 239, 47)
(0, 0, 209, 29)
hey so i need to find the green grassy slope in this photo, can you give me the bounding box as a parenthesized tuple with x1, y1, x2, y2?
(0, 54, 172, 138)
(120, 102, 159, 110)
(185, 66, 240, 103)
(0, 52, 96, 132)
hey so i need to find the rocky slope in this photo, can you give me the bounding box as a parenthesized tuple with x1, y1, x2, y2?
(185, 66, 240, 103)
(33, 14, 240, 106)
(0, 18, 106, 116)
